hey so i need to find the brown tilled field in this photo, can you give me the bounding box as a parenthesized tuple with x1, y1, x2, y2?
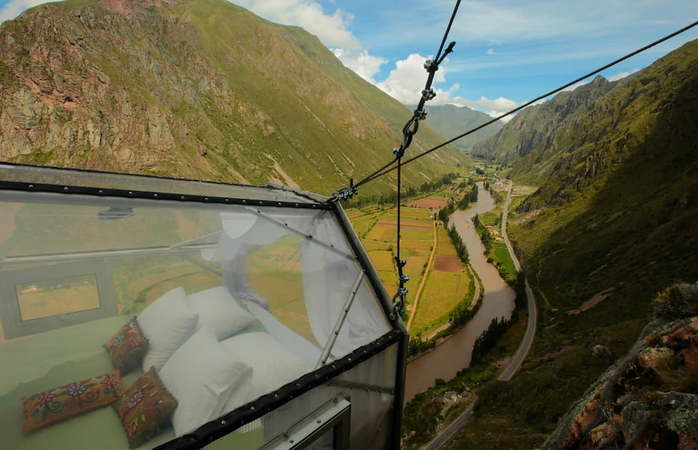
(433, 254, 462, 272)
(407, 197, 447, 209)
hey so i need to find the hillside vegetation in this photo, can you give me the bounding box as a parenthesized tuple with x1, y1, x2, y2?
(448, 39, 698, 448)
(412, 104, 503, 151)
(0, 0, 466, 195)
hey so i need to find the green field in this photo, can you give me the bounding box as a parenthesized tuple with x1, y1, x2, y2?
(349, 200, 473, 337)
(492, 242, 517, 283)
(409, 226, 470, 333)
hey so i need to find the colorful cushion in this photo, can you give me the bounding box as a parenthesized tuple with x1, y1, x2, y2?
(104, 317, 148, 375)
(113, 368, 177, 448)
(138, 287, 199, 371)
(22, 371, 123, 433)
(188, 287, 256, 340)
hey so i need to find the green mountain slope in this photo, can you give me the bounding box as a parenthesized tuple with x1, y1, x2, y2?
(0, 0, 466, 195)
(472, 75, 620, 168)
(448, 40, 698, 448)
(408, 104, 503, 150)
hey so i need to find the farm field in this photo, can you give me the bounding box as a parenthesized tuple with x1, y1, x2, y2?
(410, 226, 471, 334)
(347, 198, 472, 337)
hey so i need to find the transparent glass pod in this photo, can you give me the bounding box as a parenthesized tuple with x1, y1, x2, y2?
(0, 164, 404, 450)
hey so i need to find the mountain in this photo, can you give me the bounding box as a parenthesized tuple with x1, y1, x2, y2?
(0, 0, 466, 195)
(410, 104, 503, 150)
(446, 40, 698, 448)
(472, 75, 619, 166)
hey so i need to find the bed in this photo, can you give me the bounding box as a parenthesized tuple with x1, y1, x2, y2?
(0, 285, 320, 450)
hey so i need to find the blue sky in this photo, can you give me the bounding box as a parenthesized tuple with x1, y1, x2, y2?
(229, 0, 698, 120)
(2, 0, 697, 120)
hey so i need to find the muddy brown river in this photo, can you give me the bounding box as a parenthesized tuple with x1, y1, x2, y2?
(404, 184, 516, 401)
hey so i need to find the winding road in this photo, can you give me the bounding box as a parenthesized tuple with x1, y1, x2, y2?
(423, 184, 538, 450)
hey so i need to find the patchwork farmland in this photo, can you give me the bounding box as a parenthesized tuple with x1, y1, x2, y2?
(347, 200, 472, 337)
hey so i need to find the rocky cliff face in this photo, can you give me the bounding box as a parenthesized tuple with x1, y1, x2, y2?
(544, 282, 698, 450)
(0, 0, 465, 194)
(472, 75, 616, 164)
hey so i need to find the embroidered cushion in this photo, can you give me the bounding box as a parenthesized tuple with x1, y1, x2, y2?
(104, 317, 148, 375)
(22, 371, 122, 433)
(113, 368, 177, 448)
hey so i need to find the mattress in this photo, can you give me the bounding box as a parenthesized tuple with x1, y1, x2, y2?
(0, 315, 268, 449)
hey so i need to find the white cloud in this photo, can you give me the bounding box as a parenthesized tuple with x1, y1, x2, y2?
(375, 53, 449, 104)
(0, 0, 53, 23)
(454, 97, 518, 123)
(486, 48, 497, 55)
(231, 0, 359, 48)
(487, 111, 513, 123)
(372, 53, 519, 120)
(608, 68, 640, 81)
(332, 48, 386, 82)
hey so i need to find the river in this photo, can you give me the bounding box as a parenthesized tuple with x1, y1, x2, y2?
(404, 183, 516, 401)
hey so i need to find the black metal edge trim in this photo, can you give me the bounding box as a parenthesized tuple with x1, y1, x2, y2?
(0, 180, 330, 210)
(391, 330, 409, 449)
(330, 202, 409, 450)
(1, 162, 272, 192)
(156, 329, 402, 450)
(266, 182, 331, 204)
(330, 202, 406, 331)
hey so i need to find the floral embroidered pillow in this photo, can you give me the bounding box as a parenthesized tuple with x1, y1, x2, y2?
(22, 371, 123, 433)
(104, 317, 148, 375)
(113, 368, 177, 448)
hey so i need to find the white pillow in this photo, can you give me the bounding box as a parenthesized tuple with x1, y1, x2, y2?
(138, 287, 199, 371)
(220, 332, 311, 410)
(159, 328, 253, 437)
(188, 287, 256, 340)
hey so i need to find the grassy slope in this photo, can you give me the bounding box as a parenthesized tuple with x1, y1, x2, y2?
(447, 40, 698, 448)
(1, 0, 467, 196)
(409, 104, 504, 150)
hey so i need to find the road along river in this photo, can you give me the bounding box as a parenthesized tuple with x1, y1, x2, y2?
(404, 184, 516, 402)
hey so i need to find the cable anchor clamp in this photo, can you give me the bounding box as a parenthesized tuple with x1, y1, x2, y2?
(330, 178, 357, 202)
(395, 258, 407, 268)
(422, 88, 436, 101)
(389, 291, 407, 321)
(399, 274, 409, 283)
(424, 59, 438, 73)
(413, 109, 427, 121)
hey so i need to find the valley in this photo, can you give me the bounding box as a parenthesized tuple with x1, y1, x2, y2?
(0, 0, 697, 448)
(405, 184, 516, 401)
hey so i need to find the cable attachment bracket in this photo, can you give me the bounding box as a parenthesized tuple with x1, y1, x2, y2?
(390, 257, 409, 321)
(422, 88, 436, 101)
(390, 290, 407, 321)
(329, 178, 357, 203)
(436, 41, 456, 65)
(423, 59, 438, 73)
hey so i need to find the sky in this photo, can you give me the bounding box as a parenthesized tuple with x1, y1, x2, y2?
(1, 0, 697, 121)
